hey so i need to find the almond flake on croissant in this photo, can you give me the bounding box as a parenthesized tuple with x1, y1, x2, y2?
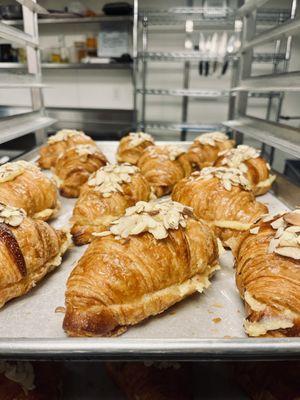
(117, 132, 154, 165)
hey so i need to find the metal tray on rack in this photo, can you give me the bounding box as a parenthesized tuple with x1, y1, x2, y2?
(0, 141, 299, 361)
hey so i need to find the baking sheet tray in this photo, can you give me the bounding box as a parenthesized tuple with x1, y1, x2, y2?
(0, 141, 299, 360)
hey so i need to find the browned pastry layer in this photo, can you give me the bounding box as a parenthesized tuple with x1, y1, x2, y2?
(117, 132, 154, 165)
(235, 211, 300, 337)
(172, 169, 267, 252)
(53, 145, 107, 198)
(235, 361, 300, 400)
(38, 129, 96, 169)
(106, 362, 193, 400)
(0, 161, 59, 221)
(0, 215, 69, 308)
(186, 132, 234, 170)
(138, 145, 192, 197)
(215, 145, 274, 196)
(64, 203, 218, 337)
(71, 167, 151, 245)
(0, 361, 62, 399)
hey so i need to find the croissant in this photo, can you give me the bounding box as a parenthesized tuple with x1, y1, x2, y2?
(38, 129, 96, 169)
(71, 164, 152, 245)
(234, 361, 300, 400)
(0, 203, 69, 308)
(63, 200, 219, 337)
(53, 144, 107, 198)
(138, 145, 192, 197)
(172, 167, 268, 252)
(117, 132, 155, 165)
(106, 362, 193, 400)
(0, 161, 59, 221)
(215, 145, 276, 196)
(186, 132, 235, 170)
(235, 209, 300, 337)
(0, 361, 61, 399)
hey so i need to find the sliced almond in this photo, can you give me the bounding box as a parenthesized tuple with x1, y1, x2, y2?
(250, 227, 260, 234)
(274, 246, 300, 260)
(283, 210, 300, 226)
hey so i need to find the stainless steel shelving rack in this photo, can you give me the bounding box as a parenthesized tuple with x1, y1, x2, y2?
(133, 2, 290, 140)
(225, 0, 300, 164)
(0, 0, 55, 146)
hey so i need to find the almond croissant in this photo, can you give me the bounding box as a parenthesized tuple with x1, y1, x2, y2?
(0, 203, 69, 308)
(0, 161, 59, 221)
(117, 132, 155, 165)
(236, 209, 300, 337)
(138, 145, 192, 197)
(71, 164, 152, 245)
(63, 200, 219, 337)
(172, 167, 268, 252)
(38, 129, 96, 169)
(106, 362, 193, 400)
(186, 132, 234, 170)
(215, 145, 275, 196)
(53, 144, 107, 198)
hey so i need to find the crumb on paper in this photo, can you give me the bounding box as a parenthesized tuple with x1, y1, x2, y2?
(55, 306, 66, 314)
(223, 335, 233, 339)
(169, 310, 176, 315)
(212, 317, 222, 324)
(212, 303, 223, 308)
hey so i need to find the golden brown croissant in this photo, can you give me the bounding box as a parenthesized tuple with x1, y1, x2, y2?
(0, 161, 59, 221)
(0, 203, 69, 308)
(172, 167, 268, 252)
(106, 362, 193, 400)
(38, 129, 96, 169)
(0, 361, 61, 399)
(138, 145, 192, 197)
(63, 200, 219, 337)
(235, 361, 300, 400)
(53, 144, 108, 198)
(215, 145, 276, 196)
(71, 163, 152, 245)
(186, 132, 235, 170)
(117, 132, 155, 165)
(235, 209, 300, 337)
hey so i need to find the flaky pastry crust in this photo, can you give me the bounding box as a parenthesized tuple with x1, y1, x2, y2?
(0, 161, 59, 221)
(71, 169, 152, 245)
(172, 170, 267, 252)
(64, 212, 218, 337)
(138, 145, 192, 197)
(53, 145, 107, 198)
(0, 217, 69, 308)
(38, 129, 95, 169)
(117, 132, 154, 165)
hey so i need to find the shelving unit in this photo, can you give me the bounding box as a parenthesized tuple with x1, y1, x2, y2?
(0, 0, 55, 145)
(133, 3, 290, 140)
(3, 15, 132, 26)
(225, 0, 300, 165)
(0, 62, 132, 70)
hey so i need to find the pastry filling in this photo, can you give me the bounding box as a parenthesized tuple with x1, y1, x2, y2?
(0, 203, 26, 227)
(252, 209, 300, 260)
(94, 199, 193, 240)
(127, 132, 154, 148)
(192, 167, 251, 191)
(47, 129, 86, 144)
(244, 316, 295, 337)
(74, 144, 99, 156)
(0, 361, 35, 393)
(88, 163, 139, 197)
(195, 131, 229, 146)
(214, 220, 252, 230)
(0, 160, 28, 183)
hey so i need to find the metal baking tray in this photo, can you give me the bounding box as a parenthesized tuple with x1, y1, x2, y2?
(0, 141, 299, 360)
